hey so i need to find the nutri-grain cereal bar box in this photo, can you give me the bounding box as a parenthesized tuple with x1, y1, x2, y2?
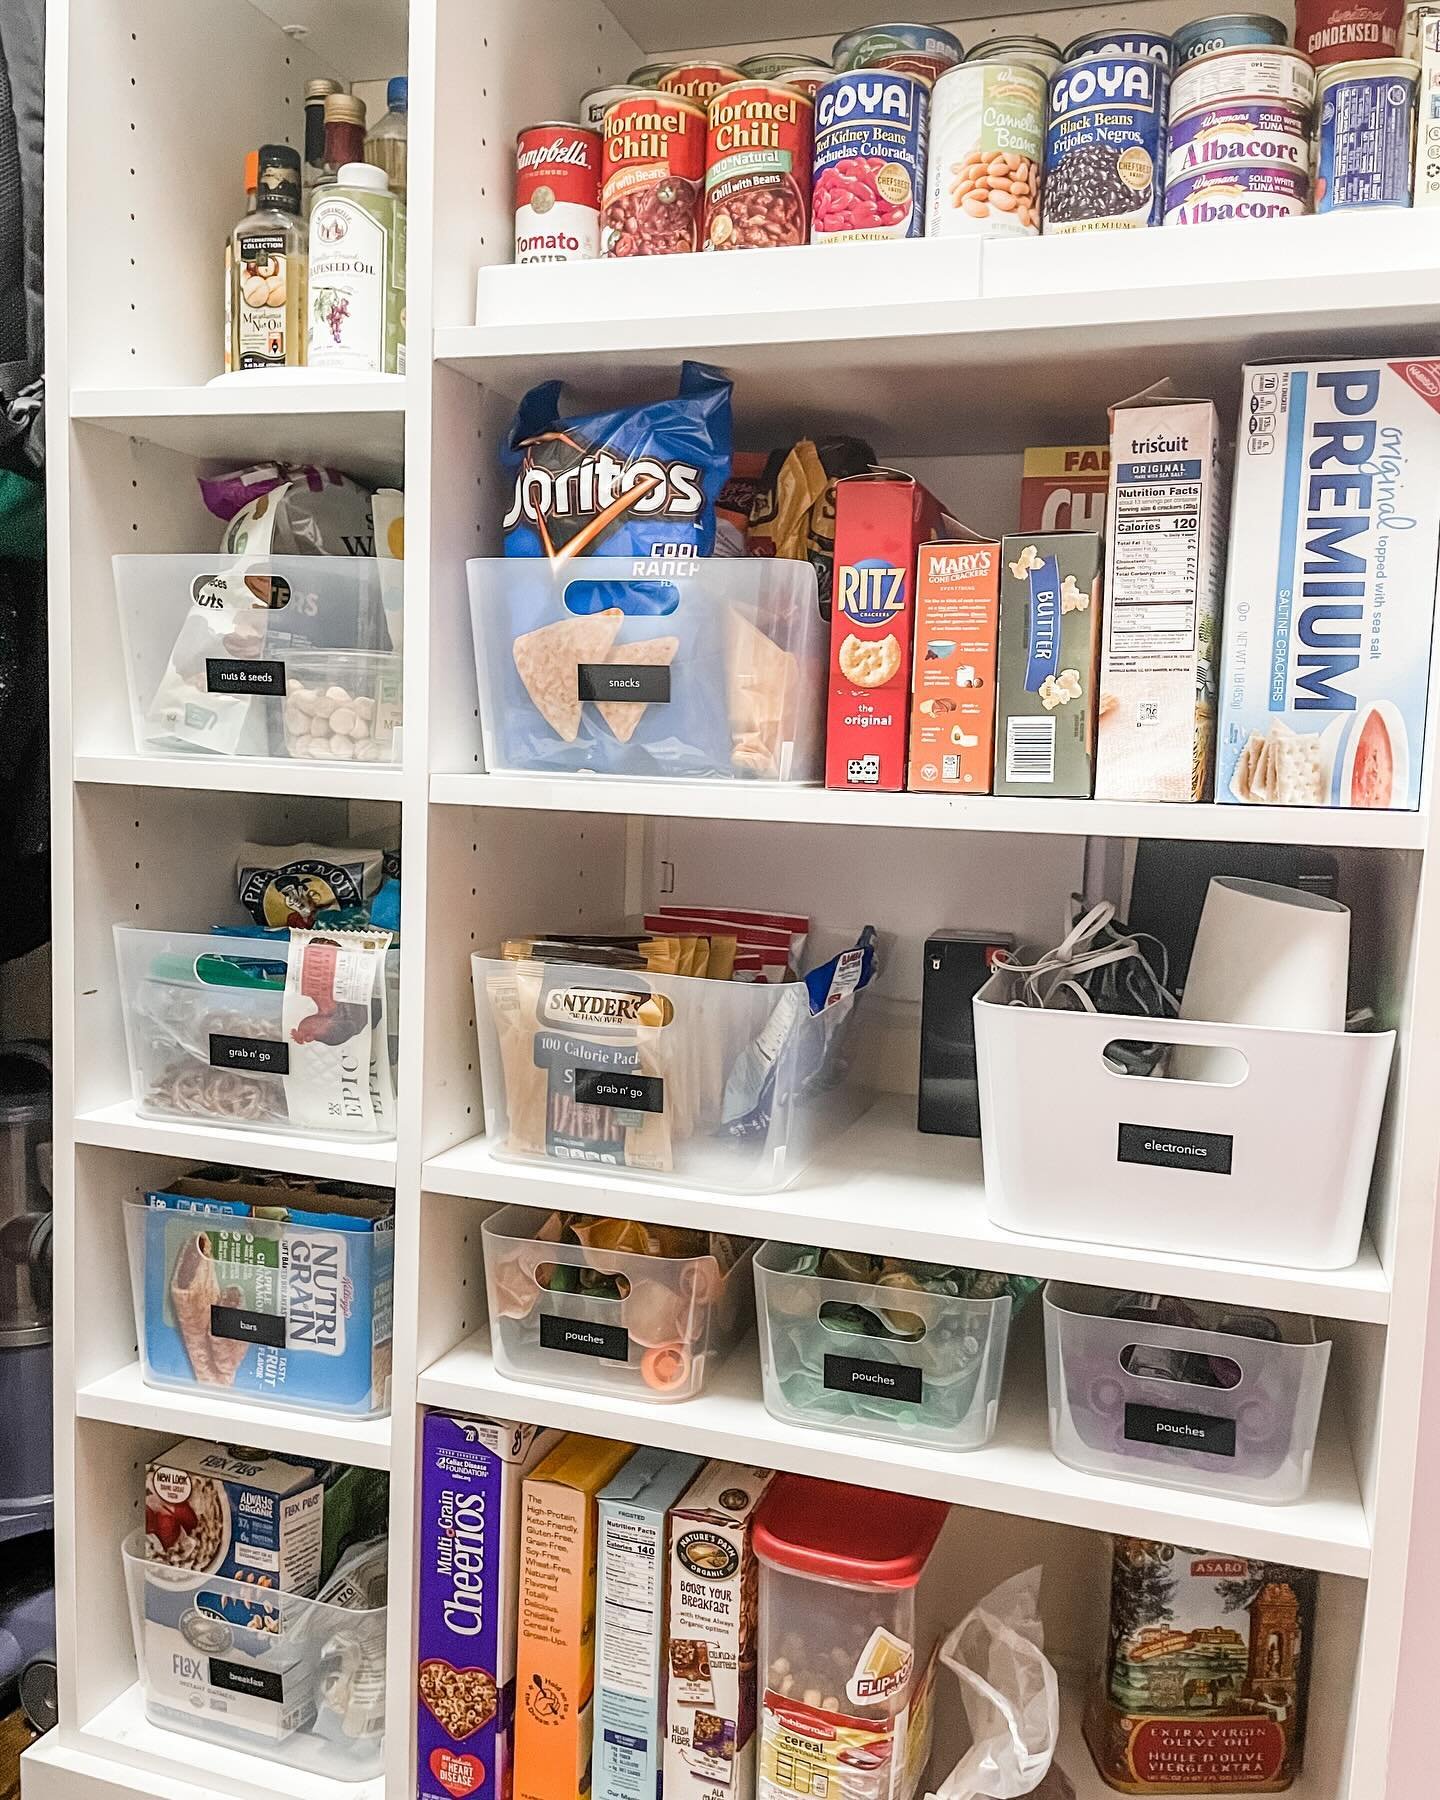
(827, 471, 953, 791)
(417, 1414, 563, 1800)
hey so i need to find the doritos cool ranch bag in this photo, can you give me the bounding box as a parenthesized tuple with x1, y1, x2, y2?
(501, 361, 733, 563)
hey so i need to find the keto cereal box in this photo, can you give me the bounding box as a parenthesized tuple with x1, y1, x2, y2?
(993, 532, 1104, 797)
(1096, 394, 1227, 802)
(417, 1414, 563, 1800)
(827, 472, 953, 791)
(514, 1435, 637, 1800)
(663, 1462, 775, 1800)
(595, 1448, 707, 1800)
(1217, 358, 1440, 810)
(1020, 444, 1110, 533)
(907, 536, 1000, 793)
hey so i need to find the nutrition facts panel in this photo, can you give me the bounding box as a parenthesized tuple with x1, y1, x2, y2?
(1110, 462, 1203, 653)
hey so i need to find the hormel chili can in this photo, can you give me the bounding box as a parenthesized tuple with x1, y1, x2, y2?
(657, 61, 745, 103)
(1297, 0, 1404, 63)
(601, 93, 706, 255)
(704, 81, 814, 248)
(514, 122, 601, 263)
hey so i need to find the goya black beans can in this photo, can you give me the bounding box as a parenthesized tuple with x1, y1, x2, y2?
(1044, 55, 1170, 231)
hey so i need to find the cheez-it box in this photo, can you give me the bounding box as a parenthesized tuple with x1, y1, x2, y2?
(908, 538, 1000, 793)
(827, 471, 952, 791)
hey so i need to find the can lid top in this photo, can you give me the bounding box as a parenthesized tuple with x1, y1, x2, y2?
(516, 120, 594, 137)
(1315, 56, 1421, 82)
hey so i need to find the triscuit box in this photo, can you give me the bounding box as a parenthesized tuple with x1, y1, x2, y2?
(663, 1462, 775, 1800)
(1096, 391, 1227, 802)
(907, 538, 1000, 793)
(594, 1447, 707, 1800)
(1019, 445, 1110, 533)
(514, 1435, 636, 1800)
(1217, 358, 1440, 811)
(417, 1414, 564, 1800)
(993, 532, 1104, 797)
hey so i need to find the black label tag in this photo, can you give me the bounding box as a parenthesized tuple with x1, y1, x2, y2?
(209, 1658, 286, 1704)
(577, 663, 672, 704)
(573, 1069, 665, 1113)
(1117, 1122, 1233, 1175)
(823, 1354, 923, 1405)
(210, 1305, 286, 1349)
(539, 1313, 630, 1361)
(1124, 1403, 1237, 1458)
(209, 1034, 289, 1075)
(206, 658, 287, 695)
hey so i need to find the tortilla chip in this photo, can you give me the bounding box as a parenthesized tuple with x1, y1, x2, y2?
(726, 610, 799, 776)
(513, 610, 623, 743)
(595, 637, 680, 744)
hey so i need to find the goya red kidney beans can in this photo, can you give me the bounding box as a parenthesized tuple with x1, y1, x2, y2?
(1044, 55, 1169, 232)
(514, 123, 601, 263)
(832, 21, 964, 84)
(1172, 13, 1289, 67)
(1296, 0, 1403, 63)
(601, 92, 706, 255)
(657, 62, 745, 104)
(811, 69, 930, 239)
(704, 80, 814, 249)
(1314, 57, 1419, 206)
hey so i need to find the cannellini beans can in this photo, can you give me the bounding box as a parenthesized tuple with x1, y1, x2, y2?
(1163, 160, 1312, 220)
(926, 60, 1046, 236)
(513, 123, 601, 263)
(1165, 97, 1312, 184)
(1171, 43, 1317, 114)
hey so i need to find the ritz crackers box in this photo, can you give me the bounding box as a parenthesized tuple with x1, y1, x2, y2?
(907, 538, 1001, 793)
(1019, 445, 1110, 533)
(827, 472, 951, 791)
(514, 1435, 636, 1800)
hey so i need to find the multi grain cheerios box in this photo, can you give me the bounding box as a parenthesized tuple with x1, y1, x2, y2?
(993, 531, 1104, 797)
(1217, 358, 1440, 811)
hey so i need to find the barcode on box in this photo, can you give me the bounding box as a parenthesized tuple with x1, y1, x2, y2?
(1006, 716, 1056, 783)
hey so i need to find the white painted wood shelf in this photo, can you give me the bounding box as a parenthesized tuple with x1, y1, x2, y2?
(75, 752, 406, 802)
(73, 1100, 399, 1186)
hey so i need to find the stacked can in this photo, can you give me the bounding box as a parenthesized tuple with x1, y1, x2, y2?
(1314, 58, 1420, 206)
(1172, 14, 1289, 67)
(1163, 44, 1317, 222)
(832, 21, 964, 84)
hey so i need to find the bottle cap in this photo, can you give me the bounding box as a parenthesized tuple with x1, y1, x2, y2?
(386, 76, 408, 110)
(305, 77, 346, 101)
(256, 143, 302, 212)
(325, 93, 367, 126)
(338, 162, 390, 192)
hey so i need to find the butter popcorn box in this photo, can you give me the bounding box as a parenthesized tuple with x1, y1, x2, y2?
(993, 532, 1104, 797)
(1217, 358, 1440, 811)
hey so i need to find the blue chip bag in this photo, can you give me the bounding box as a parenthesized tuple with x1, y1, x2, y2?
(501, 360, 733, 562)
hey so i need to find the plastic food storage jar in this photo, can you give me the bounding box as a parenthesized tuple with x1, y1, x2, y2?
(754, 1242, 1013, 1451)
(121, 1530, 386, 1779)
(754, 1475, 947, 1800)
(482, 1204, 754, 1402)
(472, 953, 871, 1191)
(1043, 1283, 1332, 1504)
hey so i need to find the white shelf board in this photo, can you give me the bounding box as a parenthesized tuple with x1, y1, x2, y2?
(74, 1100, 398, 1186)
(70, 382, 405, 483)
(606, 1, 1036, 50)
(417, 1325, 1371, 1578)
(424, 1093, 1391, 1323)
(75, 753, 406, 803)
(75, 1363, 392, 1469)
(447, 214, 1440, 453)
(429, 770, 1426, 850)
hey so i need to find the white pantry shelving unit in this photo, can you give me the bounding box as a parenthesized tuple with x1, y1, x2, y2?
(23, 1, 1440, 1798)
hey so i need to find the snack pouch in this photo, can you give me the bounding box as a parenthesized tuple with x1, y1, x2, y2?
(206, 465, 379, 557)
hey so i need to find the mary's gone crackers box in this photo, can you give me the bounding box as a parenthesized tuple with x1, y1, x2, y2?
(993, 532, 1104, 797)
(907, 538, 1000, 793)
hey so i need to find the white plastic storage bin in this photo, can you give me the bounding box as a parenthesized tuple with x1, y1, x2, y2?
(115, 929, 399, 1140)
(754, 1242, 1013, 1452)
(482, 1204, 754, 1402)
(467, 556, 825, 780)
(973, 968, 1394, 1268)
(1043, 1284, 1332, 1504)
(121, 1531, 385, 1780)
(472, 954, 871, 1191)
(114, 554, 402, 762)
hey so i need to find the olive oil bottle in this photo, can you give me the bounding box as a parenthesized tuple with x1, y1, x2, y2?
(228, 142, 307, 370)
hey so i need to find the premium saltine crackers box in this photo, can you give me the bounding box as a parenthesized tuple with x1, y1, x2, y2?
(1096, 393, 1227, 802)
(1217, 358, 1440, 811)
(993, 532, 1104, 797)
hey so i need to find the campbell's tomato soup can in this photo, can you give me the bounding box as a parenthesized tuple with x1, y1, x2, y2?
(1297, 0, 1404, 62)
(657, 61, 745, 103)
(579, 84, 644, 129)
(811, 69, 930, 240)
(832, 20, 964, 84)
(601, 92, 706, 255)
(704, 81, 814, 249)
(514, 122, 601, 263)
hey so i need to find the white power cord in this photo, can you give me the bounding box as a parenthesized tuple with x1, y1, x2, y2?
(994, 896, 1180, 1018)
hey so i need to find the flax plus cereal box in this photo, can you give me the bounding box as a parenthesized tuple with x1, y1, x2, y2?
(827, 472, 953, 790)
(514, 1435, 636, 1800)
(663, 1462, 775, 1800)
(907, 536, 1000, 792)
(1217, 358, 1440, 811)
(417, 1414, 563, 1800)
(1020, 444, 1110, 533)
(993, 532, 1104, 796)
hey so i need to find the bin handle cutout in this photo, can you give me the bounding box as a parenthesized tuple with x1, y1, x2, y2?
(818, 1299, 926, 1344)
(1119, 1343, 1243, 1390)
(563, 577, 681, 618)
(192, 571, 293, 612)
(1103, 1039, 1249, 1086)
(532, 1259, 630, 1303)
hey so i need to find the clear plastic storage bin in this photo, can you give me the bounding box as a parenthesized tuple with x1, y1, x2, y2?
(115, 928, 398, 1140)
(467, 556, 826, 780)
(482, 1203, 754, 1402)
(1043, 1283, 1333, 1504)
(114, 554, 402, 762)
(754, 1242, 1013, 1451)
(472, 954, 870, 1192)
(121, 1531, 385, 1781)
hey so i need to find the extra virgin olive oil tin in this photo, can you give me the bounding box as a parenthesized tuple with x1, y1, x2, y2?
(1044, 55, 1169, 232)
